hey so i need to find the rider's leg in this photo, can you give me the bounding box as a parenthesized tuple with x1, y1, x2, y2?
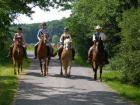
(104, 49, 109, 64)
(49, 45, 57, 57)
(22, 46, 27, 58)
(8, 44, 14, 57)
(72, 47, 75, 60)
(58, 45, 63, 60)
(87, 46, 93, 63)
(34, 43, 38, 59)
(46, 45, 50, 59)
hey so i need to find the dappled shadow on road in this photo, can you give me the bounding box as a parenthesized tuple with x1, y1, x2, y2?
(15, 80, 129, 105)
(50, 74, 93, 81)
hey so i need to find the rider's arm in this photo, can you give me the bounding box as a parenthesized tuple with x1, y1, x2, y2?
(59, 34, 64, 43)
(37, 29, 41, 40)
(13, 33, 17, 42)
(22, 33, 26, 44)
(92, 34, 96, 42)
(101, 33, 108, 42)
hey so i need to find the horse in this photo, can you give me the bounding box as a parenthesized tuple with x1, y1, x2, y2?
(37, 33, 49, 76)
(60, 38, 72, 77)
(12, 36, 24, 75)
(91, 37, 105, 81)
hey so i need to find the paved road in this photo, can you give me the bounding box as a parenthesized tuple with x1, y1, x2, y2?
(14, 54, 132, 105)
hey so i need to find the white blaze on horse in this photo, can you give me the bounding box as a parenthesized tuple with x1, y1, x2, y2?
(60, 38, 72, 77)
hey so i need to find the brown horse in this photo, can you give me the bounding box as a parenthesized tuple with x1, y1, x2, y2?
(91, 37, 105, 81)
(12, 36, 24, 75)
(60, 38, 72, 77)
(37, 33, 49, 76)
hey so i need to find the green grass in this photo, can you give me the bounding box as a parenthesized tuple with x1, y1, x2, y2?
(0, 59, 31, 105)
(103, 71, 140, 105)
(74, 55, 90, 67)
(27, 44, 34, 52)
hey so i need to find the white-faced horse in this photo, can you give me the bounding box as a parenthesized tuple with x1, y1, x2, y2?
(60, 38, 72, 77)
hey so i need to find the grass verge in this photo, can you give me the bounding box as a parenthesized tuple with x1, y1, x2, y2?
(0, 58, 31, 105)
(103, 71, 140, 105)
(74, 55, 90, 67)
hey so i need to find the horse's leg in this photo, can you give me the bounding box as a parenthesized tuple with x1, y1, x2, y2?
(17, 63, 20, 74)
(46, 58, 49, 75)
(64, 66, 68, 77)
(99, 66, 103, 82)
(60, 60, 63, 75)
(68, 61, 72, 77)
(93, 62, 98, 80)
(39, 59, 43, 75)
(44, 62, 46, 76)
(14, 63, 16, 75)
(68, 65, 71, 77)
(44, 59, 48, 76)
(13, 58, 17, 75)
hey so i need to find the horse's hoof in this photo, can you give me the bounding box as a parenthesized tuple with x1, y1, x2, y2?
(67, 74, 71, 78)
(94, 78, 97, 81)
(60, 72, 63, 76)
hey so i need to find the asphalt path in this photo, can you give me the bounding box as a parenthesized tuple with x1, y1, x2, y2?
(14, 53, 132, 105)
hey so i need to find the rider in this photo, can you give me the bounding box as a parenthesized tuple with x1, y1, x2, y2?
(8, 27, 27, 58)
(87, 25, 109, 64)
(34, 22, 55, 59)
(58, 27, 75, 60)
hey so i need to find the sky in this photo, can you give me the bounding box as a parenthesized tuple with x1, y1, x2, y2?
(14, 7, 71, 24)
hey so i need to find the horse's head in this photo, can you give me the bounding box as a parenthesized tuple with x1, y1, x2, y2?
(63, 38, 72, 50)
(40, 34, 48, 43)
(94, 37, 104, 52)
(15, 36, 22, 46)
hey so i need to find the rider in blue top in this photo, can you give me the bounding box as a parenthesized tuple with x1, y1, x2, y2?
(34, 22, 55, 59)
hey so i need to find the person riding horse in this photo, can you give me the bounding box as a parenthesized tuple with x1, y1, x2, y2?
(58, 27, 75, 60)
(87, 25, 109, 64)
(34, 22, 55, 59)
(8, 27, 27, 58)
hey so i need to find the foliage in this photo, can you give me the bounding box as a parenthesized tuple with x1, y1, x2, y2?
(52, 35, 60, 44)
(118, 9, 140, 85)
(0, 0, 72, 63)
(10, 19, 66, 44)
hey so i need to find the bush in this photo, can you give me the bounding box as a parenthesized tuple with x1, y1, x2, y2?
(118, 8, 140, 85)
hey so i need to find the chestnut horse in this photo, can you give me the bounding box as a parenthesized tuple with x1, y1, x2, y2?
(91, 37, 105, 81)
(60, 38, 72, 77)
(12, 36, 24, 75)
(37, 33, 49, 76)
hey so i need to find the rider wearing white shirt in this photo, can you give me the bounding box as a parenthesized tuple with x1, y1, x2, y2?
(87, 25, 109, 64)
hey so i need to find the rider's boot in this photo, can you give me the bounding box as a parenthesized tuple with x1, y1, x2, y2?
(72, 48, 75, 60)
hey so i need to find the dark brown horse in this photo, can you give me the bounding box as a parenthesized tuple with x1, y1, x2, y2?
(12, 36, 24, 75)
(60, 38, 72, 77)
(91, 37, 105, 81)
(37, 33, 49, 76)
